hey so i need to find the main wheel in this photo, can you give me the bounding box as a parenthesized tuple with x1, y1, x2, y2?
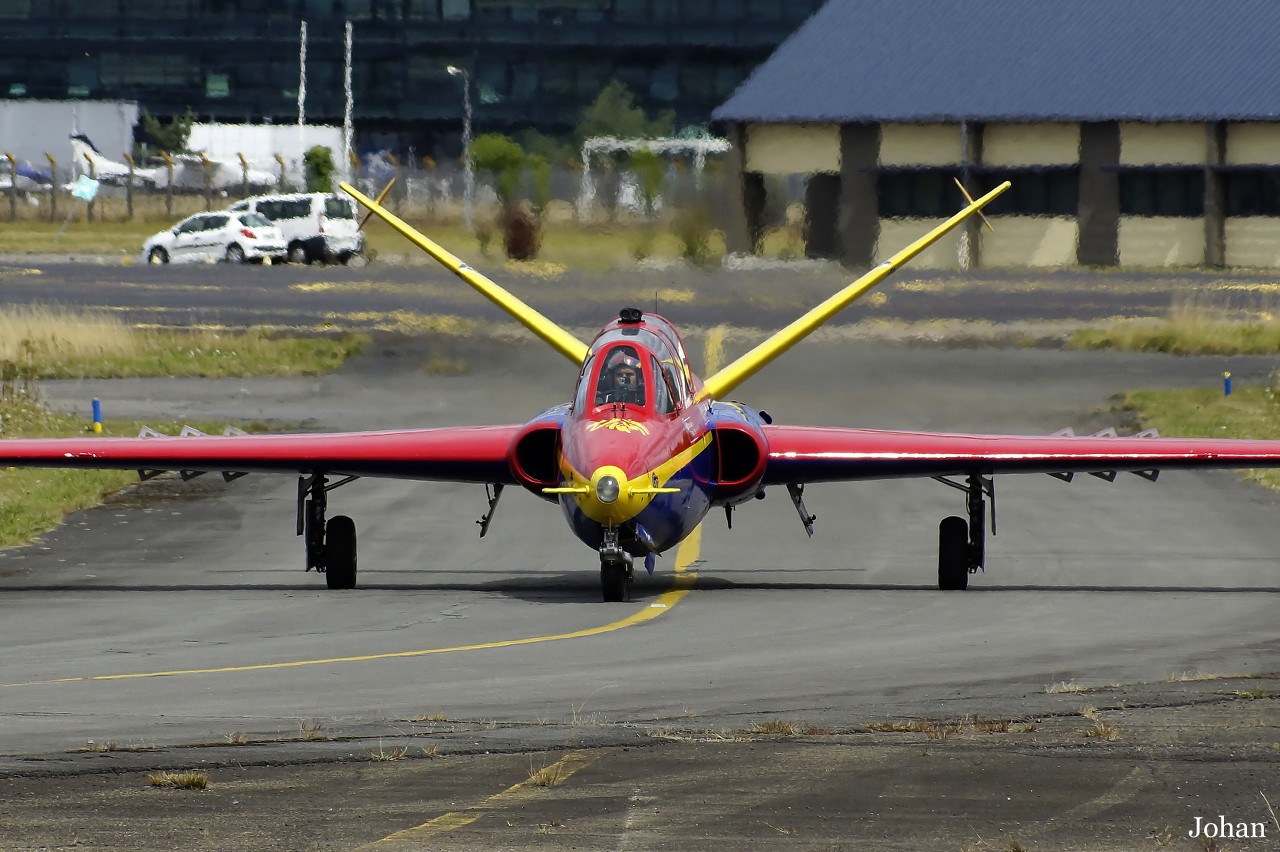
(600, 561, 630, 602)
(225, 243, 246, 263)
(325, 515, 358, 590)
(148, 247, 169, 264)
(287, 242, 311, 264)
(938, 515, 969, 590)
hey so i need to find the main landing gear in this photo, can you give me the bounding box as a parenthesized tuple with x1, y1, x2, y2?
(599, 527, 633, 602)
(298, 474, 360, 590)
(933, 473, 993, 591)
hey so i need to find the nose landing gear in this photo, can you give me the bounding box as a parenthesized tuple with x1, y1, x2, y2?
(599, 527, 633, 602)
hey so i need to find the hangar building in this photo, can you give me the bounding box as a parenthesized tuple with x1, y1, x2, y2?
(713, 0, 1280, 269)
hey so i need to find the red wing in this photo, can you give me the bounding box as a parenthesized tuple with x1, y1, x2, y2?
(762, 425, 1280, 484)
(0, 426, 522, 484)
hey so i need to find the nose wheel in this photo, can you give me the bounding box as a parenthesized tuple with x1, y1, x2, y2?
(599, 527, 633, 602)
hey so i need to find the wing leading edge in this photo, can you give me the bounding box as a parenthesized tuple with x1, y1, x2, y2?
(0, 426, 522, 484)
(762, 426, 1280, 484)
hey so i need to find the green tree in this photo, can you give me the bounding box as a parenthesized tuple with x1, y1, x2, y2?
(469, 133, 525, 208)
(468, 133, 540, 260)
(629, 148, 665, 218)
(138, 108, 196, 155)
(303, 145, 336, 192)
(575, 80, 674, 144)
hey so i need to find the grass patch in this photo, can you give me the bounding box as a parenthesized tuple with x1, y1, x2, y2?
(147, 771, 209, 790)
(0, 396, 264, 547)
(1, 305, 367, 379)
(1119, 384, 1280, 491)
(1070, 292, 1280, 355)
(0, 307, 365, 549)
(0, 208, 729, 273)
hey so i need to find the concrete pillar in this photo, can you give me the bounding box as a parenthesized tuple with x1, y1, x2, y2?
(723, 123, 766, 255)
(960, 121, 984, 269)
(1204, 121, 1226, 268)
(804, 172, 841, 259)
(837, 123, 880, 268)
(1077, 122, 1120, 266)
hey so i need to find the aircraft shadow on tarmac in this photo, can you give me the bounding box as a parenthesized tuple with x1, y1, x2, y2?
(5, 578, 1278, 598)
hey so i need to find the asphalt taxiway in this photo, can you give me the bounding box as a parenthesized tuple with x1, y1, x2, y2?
(0, 326, 1277, 849)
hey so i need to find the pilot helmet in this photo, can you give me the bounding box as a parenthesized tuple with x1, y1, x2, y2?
(606, 350, 641, 376)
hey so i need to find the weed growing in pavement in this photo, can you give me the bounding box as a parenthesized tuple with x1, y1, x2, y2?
(297, 719, 332, 741)
(148, 771, 209, 790)
(367, 741, 409, 761)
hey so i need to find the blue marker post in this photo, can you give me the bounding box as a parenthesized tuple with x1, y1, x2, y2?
(91, 398, 102, 434)
(1223, 371, 1232, 397)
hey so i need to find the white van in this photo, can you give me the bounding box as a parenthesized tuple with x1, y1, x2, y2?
(227, 192, 364, 264)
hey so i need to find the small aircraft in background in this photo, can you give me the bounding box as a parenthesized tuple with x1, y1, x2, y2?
(0, 161, 53, 193)
(69, 134, 277, 192)
(5, 179, 1280, 601)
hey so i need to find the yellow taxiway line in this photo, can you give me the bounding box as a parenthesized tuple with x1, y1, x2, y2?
(1, 529, 701, 689)
(363, 752, 596, 848)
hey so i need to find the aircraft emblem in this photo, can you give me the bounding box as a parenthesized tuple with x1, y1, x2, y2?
(588, 418, 650, 435)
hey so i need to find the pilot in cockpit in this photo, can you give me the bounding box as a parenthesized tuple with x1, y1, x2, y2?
(596, 348, 646, 405)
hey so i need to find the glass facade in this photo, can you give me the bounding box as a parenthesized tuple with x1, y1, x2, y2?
(0, 0, 824, 155)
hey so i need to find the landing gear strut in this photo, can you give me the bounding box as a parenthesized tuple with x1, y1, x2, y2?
(297, 474, 360, 590)
(933, 473, 993, 591)
(599, 527, 633, 602)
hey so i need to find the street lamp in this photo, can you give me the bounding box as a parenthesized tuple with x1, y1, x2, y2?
(446, 64, 474, 232)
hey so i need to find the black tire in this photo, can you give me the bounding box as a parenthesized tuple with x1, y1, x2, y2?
(325, 515, 358, 590)
(600, 561, 630, 602)
(287, 242, 310, 264)
(225, 244, 246, 263)
(938, 515, 969, 591)
(147, 247, 169, 264)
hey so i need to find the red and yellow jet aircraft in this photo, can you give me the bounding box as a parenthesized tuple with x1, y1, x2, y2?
(5, 180, 1280, 601)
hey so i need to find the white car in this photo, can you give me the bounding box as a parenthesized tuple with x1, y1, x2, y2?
(143, 211, 287, 265)
(227, 192, 365, 264)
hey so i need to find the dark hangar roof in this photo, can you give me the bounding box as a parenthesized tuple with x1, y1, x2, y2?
(713, 0, 1280, 124)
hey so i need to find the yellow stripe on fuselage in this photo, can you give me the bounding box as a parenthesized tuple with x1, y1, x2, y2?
(339, 181, 590, 367)
(559, 431, 714, 525)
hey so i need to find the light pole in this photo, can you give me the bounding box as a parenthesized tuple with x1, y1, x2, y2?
(446, 65, 473, 232)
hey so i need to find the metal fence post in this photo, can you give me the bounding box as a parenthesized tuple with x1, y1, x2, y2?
(44, 152, 56, 222)
(84, 155, 96, 223)
(123, 153, 135, 220)
(4, 152, 16, 222)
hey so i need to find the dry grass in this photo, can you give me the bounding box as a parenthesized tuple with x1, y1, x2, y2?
(1083, 720, 1122, 741)
(1233, 687, 1272, 699)
(421, 745, 440, 759)
(0, 305, 367, 379)
(147, 771, 209, 790)
(1166, 670, 1249, 683)
(297, 719, 332, 742)
(78, 740, 152, 753)
(1071, 290, 1280, 355)
(367, 742, 409, 762)
(527, 756, 569, 788)
(224, 731, 249, 745)
(865, 716, 1020, 738)
(409, 711, 449, 723)
(1046, 680, 1090, 694)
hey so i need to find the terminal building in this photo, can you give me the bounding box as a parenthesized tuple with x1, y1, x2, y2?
(713, 0, 1280, 269)
(0, 1, 823, 157)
